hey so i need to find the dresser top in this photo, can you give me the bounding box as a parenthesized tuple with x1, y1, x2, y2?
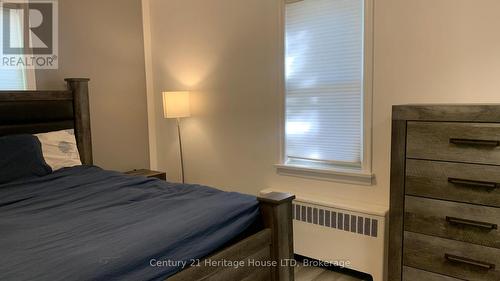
(392, 104, 500, 122)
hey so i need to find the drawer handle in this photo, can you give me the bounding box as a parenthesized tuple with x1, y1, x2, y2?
(448, 178, 498, 189)
(449, 138, 499, 147)
(446, 216, 498, 230)
(444, 254, 495, 270)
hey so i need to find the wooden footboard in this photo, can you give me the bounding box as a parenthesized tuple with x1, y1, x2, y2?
(167, 192, 295, 281)
(258, 192, 295, 281)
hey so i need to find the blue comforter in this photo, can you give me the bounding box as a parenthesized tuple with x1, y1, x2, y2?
(0, 166, 260, 281)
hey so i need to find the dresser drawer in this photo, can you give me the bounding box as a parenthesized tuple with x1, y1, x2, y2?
(403, 266, 461, 281)
(404, 231, 500, 281)
(407, 122, 500, 165)
(404, 195, 500, 248)
(406, 159, 500, 207)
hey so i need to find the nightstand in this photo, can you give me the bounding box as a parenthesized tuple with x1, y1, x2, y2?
(125, 169, 166, 180)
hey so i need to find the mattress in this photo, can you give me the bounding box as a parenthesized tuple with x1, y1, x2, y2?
(0, 166, 260, 281)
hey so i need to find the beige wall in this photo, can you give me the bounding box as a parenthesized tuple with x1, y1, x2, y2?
(36, 0, 150, 171)
(146, 0, 500, 209)
(147, 0, 283, 193)
(372, 0, 500, 206)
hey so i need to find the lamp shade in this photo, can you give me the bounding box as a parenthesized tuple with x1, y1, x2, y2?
(163, 91, 191, 118)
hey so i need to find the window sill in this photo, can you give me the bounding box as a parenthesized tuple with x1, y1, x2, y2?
(275, 164, 374, 186)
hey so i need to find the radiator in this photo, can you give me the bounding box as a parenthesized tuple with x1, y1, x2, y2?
(261, 189, 388, 281)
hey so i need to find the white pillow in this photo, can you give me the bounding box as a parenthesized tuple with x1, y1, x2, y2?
(36, 129, 82, 171)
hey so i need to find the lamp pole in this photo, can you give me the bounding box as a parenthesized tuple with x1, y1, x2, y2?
(176, 117, 185, 184)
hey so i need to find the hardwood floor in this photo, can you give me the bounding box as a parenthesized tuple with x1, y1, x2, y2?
(295, 263, 365, 281)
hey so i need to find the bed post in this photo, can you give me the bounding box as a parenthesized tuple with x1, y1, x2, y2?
(65, 78, 93, 165)
(258, 192, 296, 281)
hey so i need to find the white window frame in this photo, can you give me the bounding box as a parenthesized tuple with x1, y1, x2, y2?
(0, 5, 36, 90)
(275, 0, 374, 185)
(17, 9, 37, 90)
(24, 68, 36, 90)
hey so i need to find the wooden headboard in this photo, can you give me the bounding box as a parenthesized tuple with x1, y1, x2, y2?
(0, 78, 93, 165)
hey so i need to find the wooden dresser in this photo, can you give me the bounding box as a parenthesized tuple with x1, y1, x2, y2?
(389, 105, 500, 281)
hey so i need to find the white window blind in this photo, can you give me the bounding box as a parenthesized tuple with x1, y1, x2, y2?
(285, 0, 364, 169)
(0, 8, 27, 90)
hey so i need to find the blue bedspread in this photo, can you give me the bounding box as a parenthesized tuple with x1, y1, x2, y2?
(0, 166, 260, 281)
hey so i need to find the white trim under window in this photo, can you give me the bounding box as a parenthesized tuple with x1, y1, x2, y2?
(276, 0, 374, 184)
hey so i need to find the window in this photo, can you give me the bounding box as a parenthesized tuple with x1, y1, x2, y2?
(0, 6, 33, 90)
(280, 0, 373, 181)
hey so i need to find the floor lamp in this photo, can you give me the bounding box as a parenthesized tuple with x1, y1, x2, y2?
(163, 91, 190, 184)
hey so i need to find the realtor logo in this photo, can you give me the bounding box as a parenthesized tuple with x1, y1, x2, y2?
(1, 0, 58, 69)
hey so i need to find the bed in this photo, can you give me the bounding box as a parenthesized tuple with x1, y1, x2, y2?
(0, 79, 295, 281)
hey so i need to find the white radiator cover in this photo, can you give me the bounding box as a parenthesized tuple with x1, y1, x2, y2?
(261, 189, 388, 281)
